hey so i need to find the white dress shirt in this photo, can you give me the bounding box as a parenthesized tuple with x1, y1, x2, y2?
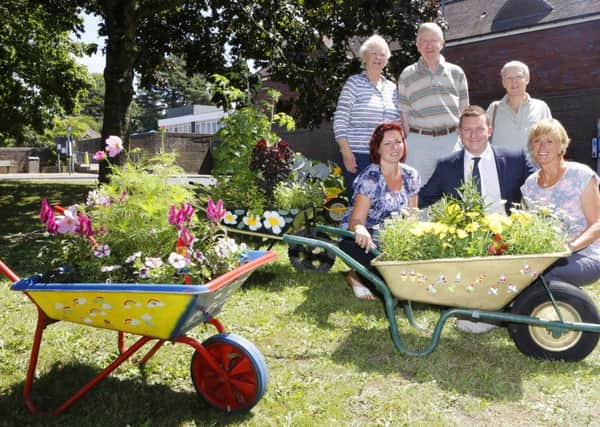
(463, 145, 506, 214)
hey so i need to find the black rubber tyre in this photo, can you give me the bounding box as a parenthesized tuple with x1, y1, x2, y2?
(323, 197, 348, 224)
(287, 229, 336, 272)
(508, 281, 599, 361)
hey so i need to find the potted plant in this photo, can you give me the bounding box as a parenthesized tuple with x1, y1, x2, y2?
(37, 136, 246, 285)
(372, 182, 569, 310)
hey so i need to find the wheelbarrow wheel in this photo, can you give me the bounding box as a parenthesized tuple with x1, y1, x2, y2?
(287, 229, 336, 272)
(323, 197, 348, 224)
(508, 281, 599, 362)
(190, 333, 268, 412)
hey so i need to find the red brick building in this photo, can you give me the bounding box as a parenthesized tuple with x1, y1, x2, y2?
(442, 0, 600, 168)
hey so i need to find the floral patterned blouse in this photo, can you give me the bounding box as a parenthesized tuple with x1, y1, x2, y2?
(521, 161, 600, 258)
(341, 163, 420, 230)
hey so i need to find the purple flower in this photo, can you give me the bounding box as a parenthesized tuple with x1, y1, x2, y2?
(138, 267, 150, 279)
(193, 250, 205, 263)
(168, 203, 195, 230)
(206, 198, 226, 223)
(93, 151, 107, 161)
(105, 136, 123, 157)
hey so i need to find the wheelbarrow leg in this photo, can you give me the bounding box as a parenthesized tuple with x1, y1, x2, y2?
(22, 307, 154, 415)
(401, 301, 428, 331)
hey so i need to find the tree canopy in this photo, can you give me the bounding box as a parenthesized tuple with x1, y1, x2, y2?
(0, 0, 91, 144)
(0, 0, 440, 178)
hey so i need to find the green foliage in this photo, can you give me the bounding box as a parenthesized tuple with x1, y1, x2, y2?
(36, 149, 243, 284)
(274, 181, 322, 210)
(0, 0, 91, 143)
(208, 74, 295, 208)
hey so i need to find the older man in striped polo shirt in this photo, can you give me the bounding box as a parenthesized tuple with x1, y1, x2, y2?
(398, 22, 469, 184)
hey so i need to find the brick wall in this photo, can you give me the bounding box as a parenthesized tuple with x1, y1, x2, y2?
(445, 20, 600, 167)
(78, 133, 212, 174)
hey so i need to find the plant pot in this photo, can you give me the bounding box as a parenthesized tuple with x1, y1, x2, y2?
(371, 250, 570, 310)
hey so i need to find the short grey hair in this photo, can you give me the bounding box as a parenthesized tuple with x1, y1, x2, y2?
(416, 22, 444, 42)
(358, 34, 392, 65)
(501, 60, 530, 80)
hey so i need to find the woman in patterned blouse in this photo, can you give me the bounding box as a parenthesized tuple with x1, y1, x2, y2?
(339, 122, 420, 300)
(521, 119, 600, 286)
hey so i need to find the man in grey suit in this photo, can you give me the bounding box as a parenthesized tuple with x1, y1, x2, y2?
(419, 105, 535, 216)
(418, 105, 535, 333)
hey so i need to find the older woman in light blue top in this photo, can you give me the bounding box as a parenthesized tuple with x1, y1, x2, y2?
(521, 119, 600, 286)
(334, 34, 401, 198)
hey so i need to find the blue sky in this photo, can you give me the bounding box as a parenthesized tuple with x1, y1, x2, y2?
(75, 14, 106, 74)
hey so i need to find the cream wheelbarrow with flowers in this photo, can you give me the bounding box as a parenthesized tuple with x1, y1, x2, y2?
(0, 136, 276, 414)
(283, 186, 600, 362)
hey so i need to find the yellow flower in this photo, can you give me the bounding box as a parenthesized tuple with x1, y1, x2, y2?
(456, 229, 468, 239)
(465, 212, 480, 219)
(465, 222, 480, 233)
(511, 210, 532, 225)
(332, 166, 342, 176)
(483, 213, 512, 234)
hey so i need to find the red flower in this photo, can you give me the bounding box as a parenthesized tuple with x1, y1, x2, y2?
(488, 233, 508, 256)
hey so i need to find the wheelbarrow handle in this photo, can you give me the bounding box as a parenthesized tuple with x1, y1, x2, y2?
(314, 224, 380, 257)
(0, 258, 20, 283)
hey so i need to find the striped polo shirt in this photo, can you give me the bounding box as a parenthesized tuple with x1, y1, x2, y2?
(334, 72, 401, 153)
(398, 56, 469, 130)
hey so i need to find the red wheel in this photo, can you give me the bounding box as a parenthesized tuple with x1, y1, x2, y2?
(190, 333, 268, 412)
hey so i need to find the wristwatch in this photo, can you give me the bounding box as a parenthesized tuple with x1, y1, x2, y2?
(567, 242, 576, 253)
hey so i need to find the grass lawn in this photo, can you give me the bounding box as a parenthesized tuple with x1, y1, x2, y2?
(1, 181, 599, 426)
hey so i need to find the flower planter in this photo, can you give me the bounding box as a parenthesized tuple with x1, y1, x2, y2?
(11, 250, 276, 340)
(222, 207, 307, 238)
(371, 250, 570, 310)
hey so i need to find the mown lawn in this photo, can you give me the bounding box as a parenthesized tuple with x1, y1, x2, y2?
(1, 181, 599, 426)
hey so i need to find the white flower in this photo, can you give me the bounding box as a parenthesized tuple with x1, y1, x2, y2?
(125, 251, 142, 264)
(101, 265, 121, 273)
(223, 210, 238, 225)
(243, 214, 262, 231)
(262, 210, 286, 234)
(214, 237, 239, 258)
(138, 267, 150, 279)
(168, 252, 188, 269)
(144, 257, 163, 268)
(94, 244, 111, 258)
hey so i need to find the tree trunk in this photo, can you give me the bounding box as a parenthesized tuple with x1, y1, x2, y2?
(98, 0, 138, 183)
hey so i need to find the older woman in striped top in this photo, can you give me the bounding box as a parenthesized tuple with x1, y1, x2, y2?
(334, 34, 401, 198)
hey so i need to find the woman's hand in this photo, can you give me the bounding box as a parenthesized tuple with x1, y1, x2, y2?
(339, 140, 357, 173)
(354, 224, 376, 253)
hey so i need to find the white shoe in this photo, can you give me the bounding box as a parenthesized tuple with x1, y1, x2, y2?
(456, 319, 497, 334)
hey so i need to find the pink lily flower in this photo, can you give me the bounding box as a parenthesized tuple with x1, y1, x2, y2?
(45, 210, 58, 233)
(77, 213, 94, 236)
(40, 199, 51, 223)
(179, 227, 195, 248)
(206, 198, 226, 223)
(56, 209, 80, 234)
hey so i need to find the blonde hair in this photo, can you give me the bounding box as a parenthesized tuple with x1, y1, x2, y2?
(358, 34, 392, 66)
(528, 118, 570, 156)
(417, 22, 444, 43)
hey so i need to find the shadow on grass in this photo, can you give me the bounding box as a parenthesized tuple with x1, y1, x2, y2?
(0, 362, 259, 427)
